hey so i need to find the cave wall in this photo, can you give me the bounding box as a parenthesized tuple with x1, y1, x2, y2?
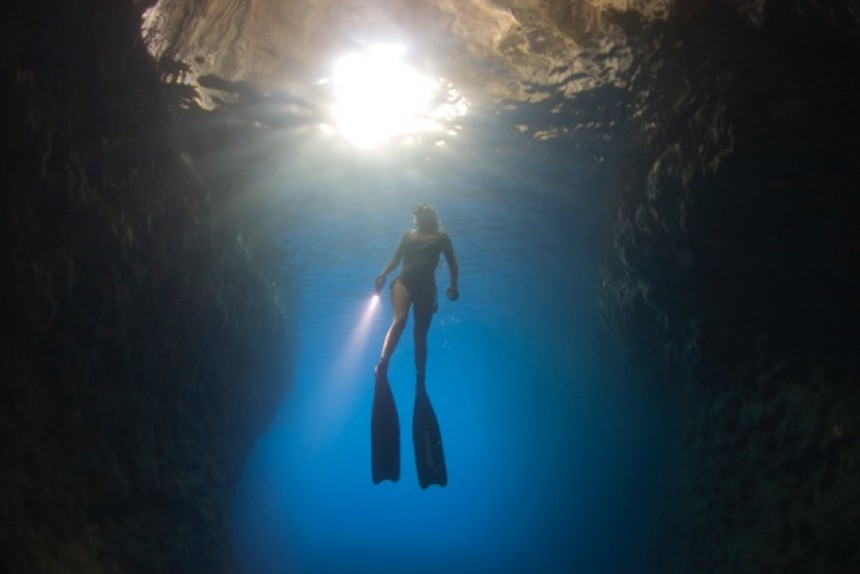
(601, 1, 860, 571)
(1, 1, 294, 572)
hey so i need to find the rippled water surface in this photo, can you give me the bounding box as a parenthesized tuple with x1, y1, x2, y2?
(231, 104, 676, 574)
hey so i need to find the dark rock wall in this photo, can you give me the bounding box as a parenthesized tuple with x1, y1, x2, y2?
(2, 2, 294, 572)
(602, 1, 860, 572)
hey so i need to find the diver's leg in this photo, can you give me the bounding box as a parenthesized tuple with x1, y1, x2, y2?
(412, 299, 433, 387)
(377, 280, 411, 378)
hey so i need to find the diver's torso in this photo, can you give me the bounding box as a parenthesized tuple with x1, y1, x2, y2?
(399, 231, 446, 283)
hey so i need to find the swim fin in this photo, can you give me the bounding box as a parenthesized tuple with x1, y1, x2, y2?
(371, 373, 400, 484)
(412, 383, 447, 489)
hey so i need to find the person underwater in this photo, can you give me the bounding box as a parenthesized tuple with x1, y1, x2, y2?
(370, 203, 459, 488)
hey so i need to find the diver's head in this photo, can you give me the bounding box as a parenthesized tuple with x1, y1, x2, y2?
(413, 203, 439, 233)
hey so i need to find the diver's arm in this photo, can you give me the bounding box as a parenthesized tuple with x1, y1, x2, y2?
(375, 233, 407, 291)
(377, 256, 400, 281)
(442, 234, 459, 301)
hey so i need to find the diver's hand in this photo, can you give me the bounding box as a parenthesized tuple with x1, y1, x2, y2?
(446, 286, 459, 301)
(375, 275, 386, 295)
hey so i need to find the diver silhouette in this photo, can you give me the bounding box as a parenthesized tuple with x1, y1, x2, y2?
(371, 203, 459, 488)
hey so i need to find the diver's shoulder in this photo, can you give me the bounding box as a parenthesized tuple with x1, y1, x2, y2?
(408, 230, 449, 243)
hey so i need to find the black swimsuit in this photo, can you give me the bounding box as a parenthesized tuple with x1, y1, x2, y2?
(394, 232, 446, 315)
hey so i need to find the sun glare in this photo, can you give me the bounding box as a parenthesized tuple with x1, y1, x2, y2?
(329, 44, 467, 148)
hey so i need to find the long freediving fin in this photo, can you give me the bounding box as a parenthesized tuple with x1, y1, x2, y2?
(412, 383, 447, 489)
(371, 373, 400, 484)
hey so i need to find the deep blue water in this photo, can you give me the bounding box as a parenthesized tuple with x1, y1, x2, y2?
(231, 107, 676, 574)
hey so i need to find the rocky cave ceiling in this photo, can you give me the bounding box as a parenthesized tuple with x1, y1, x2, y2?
(142, 0, 685, 116)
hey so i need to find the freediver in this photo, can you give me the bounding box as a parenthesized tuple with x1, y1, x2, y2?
(370, 203, 459, 488)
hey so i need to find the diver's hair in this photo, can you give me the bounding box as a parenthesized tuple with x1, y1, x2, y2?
(413, 203, 440, 233)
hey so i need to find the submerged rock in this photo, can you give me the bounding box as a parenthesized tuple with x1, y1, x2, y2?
(2, 1, 294, 571)
(601, 1, 860, 571)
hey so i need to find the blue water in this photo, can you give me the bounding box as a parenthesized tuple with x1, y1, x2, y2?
(231, 108, 675, 573)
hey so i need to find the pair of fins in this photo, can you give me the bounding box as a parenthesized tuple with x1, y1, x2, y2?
(371, 372, 447, 489)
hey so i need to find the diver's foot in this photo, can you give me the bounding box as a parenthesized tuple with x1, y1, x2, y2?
(416, 374, 426, 393)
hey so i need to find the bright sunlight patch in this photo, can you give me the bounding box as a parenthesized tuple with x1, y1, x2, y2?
(330, 44, 467, 149)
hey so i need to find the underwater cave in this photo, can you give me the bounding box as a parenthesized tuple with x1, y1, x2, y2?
(2, 0, 858, 573)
